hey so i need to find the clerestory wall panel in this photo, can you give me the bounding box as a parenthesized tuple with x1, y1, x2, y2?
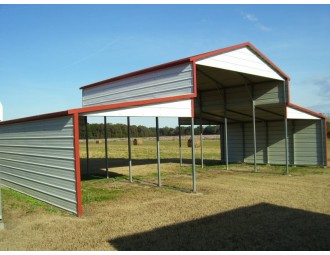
(82, 63, 194, 107)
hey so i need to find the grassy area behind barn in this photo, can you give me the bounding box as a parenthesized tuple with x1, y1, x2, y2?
(0, 137, 329, 250)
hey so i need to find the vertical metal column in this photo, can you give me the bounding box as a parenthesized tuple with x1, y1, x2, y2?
(252, 101, 257, 172)
(104, 116, 109, 179)
(292, 120, 295, 166)
(0, 188, 3, 230)
(219, 124, 223, 162)
(191, 117, 196, 192)
(284, 117, 289, 175)
(84, 116, 90, 176)
(156, 117, 161, 187)
(283, 81, 289, 175)
(224, 88, 229, 170)
(319, 119, 325, 167)
(242, 123, 246, 162)
(224, 117, 229, 170)
(127, 117, 132, 182)
(265, 121, 269, 165)
(179, 123, 182, 166)
(200, 121, 204, 168)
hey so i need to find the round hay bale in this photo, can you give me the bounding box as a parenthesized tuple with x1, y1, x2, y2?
(96, 140, 102, 144)
(133, 138, 143, 145)
(187, 137, 201, 148)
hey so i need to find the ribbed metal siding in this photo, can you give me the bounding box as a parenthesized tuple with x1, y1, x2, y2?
(228, 123, 244, 163)
(82, 63, 194, 107)
(0, 116, 77, 214)
(244, 122, 267, 164)
(293, 120, 323, 166)
(254, 81, 284, 106)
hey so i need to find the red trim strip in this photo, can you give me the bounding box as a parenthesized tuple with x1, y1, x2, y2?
(69, 94, 195, 115)
(287, 103, 327, 119)
(73, 113, 83, 217)
(80, 58, 191, 90)
(0, 110, 70, 125)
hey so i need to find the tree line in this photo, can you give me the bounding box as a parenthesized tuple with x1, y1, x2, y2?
(79, 123, 220, 139)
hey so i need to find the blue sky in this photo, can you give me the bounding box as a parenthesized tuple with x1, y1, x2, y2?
(0, 4, 330, 126)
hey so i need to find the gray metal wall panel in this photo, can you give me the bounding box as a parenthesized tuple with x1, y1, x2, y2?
(226, 87, 251, 110)
(244, 122, 267, 164)
(227, 124, 244, 162)
(293, 120, 322, 165)
(0, 116, 77, 214)
(267, 121, 286, 165)
(82, 63, 194, 107)
(254, 81, 284, 106)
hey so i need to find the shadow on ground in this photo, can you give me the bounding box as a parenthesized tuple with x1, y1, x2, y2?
(80, 158, 221, 176)
(108, 203, 330, 251)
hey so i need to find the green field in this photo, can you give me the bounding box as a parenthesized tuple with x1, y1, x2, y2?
(0, 138, 329, 250)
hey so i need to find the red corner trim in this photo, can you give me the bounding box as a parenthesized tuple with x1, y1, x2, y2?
(73, 113, 83, 217)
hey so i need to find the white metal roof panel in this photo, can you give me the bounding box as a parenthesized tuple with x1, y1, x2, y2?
(81, 99, 192, 117)
(196, 47, 284, 81)
(287, 106, 320, 119)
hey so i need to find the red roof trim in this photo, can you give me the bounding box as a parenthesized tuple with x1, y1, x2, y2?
(288, 103, 327, 119)
(69, 94, 195, 115)
(0, 110, 71, 125)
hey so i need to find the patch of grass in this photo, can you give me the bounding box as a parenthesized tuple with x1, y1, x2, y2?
(82, 186, 123, 204)
(1, 188, 61, 214)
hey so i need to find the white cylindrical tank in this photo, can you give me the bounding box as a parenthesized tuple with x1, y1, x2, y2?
(0, 101, 3, 121)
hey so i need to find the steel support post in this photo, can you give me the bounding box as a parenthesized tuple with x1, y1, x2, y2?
(224, 117, 229, 170)
(200, 122, 204, 168)
(156, 117, 161, 187)
(84, 116, 90, 176)
(0, 188, 3, 230)
(220, 124, 224, 162)
(242, 123, 246, 162)
(127, 117, 132, 182)
(284, 117, 289, 175)
(191, 118, 196, 192)
(252, 101, 257, 172)
(265, 121, 269, 164)
(283, 81, 289, 175)
(104, 116, 109, 179)
(179, 123, 182, 166)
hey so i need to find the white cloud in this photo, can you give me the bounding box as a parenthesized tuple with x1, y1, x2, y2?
(243, 13, 258, 22)
(242, 12, 271, 32)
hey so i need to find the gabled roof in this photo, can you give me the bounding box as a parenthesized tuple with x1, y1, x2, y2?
(80, 42, 290, 90)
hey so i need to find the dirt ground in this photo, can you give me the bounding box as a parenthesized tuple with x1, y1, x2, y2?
(1, 165, 330, 250)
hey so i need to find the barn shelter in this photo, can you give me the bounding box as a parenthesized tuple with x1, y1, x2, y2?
(0, 42, 328, 217)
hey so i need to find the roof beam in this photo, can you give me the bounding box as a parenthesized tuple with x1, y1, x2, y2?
(226, 108, 266, 122)
(255, 106, 284, 118)
(200, 110, 240, 123)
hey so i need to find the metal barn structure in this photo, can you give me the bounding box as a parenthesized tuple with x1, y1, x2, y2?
(0, 42, 328, 217)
